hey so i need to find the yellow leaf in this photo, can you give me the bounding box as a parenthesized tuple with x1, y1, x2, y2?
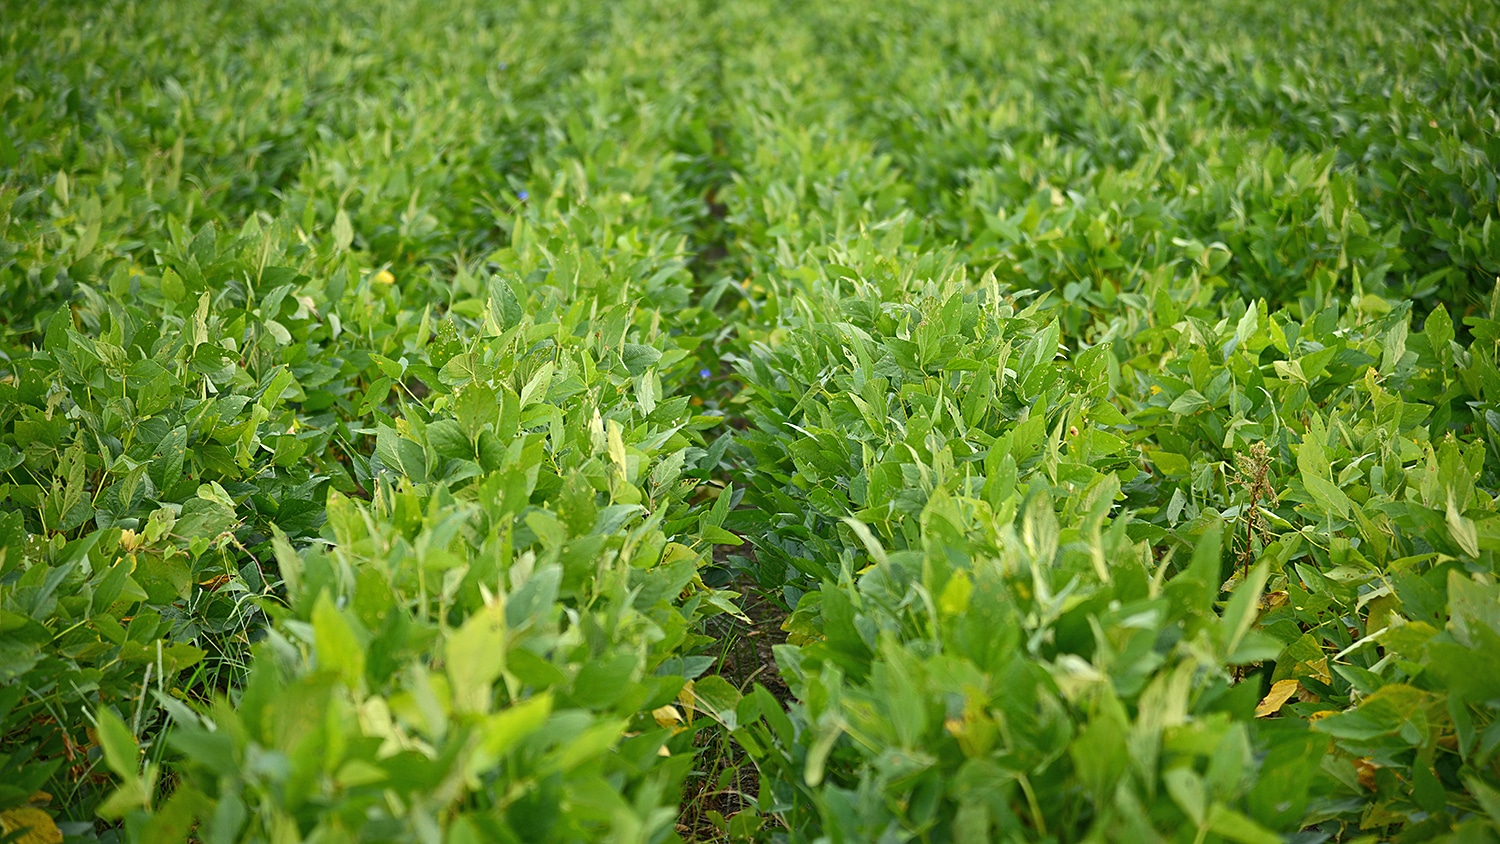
(1305, 657, 1331, 684)
(607, 418, 628, 477)
(652, 705, 683, 728)
(0, 807, 63, 844)
(1255, 679, 1301, 718)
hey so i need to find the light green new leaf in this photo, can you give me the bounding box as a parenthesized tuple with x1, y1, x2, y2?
(312, 592, 366, 691)
(447, 601, 507, 715)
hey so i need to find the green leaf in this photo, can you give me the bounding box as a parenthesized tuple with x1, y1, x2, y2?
(447, 601, 507, 715)
(153, 425, 188, 494)
(1462, 772, 1500, 828)
(271, 525, 303, 601)
(427, 420, 472, 460)
(0, 129, 18, 168)
(1206, 803, 1282, 844)
(1247, 732, 1325, 826)
(375, 426, 427, 482)
(454, 383, 497, 440)
(519, 361, 554, 408)
(1412, 762, 1446, 813)
(690, 676, 743, 729)
(1314, 684, 1429, 743)
(1381, 316, 1408, 375)
(1221, 562, 1269, 656)
(1166, 520, 1224, 618)
(1233, 302, 1258, 349)
(1152, 450, 1191, 476)
(1425, 304, 1454, 367)
(95, 707, 140, 780)
(570, 653, 638, 710)
(1303, 474, 1353, 518)
(621, 343, 662, 376)
(359, 376, 392, 415)
(470, 695, 552, 775)
(135, 552, 192, 603)
(703, 526, 743, 546)
(840, 516, 888, 566)
(1165, 767, 1208, 825)
(1169, 390, 1209, 416)
(1447, 496, 1480, 558)
(258, 366, 295, 411)
(1069, 698, 1129, 801)
(312, 592, 366, 690)
(1296, 435, 1330, 480)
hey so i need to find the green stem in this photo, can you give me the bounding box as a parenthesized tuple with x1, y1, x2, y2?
(1017, 773, 1047, 838)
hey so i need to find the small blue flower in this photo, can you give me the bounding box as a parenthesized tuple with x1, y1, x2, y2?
(498, 62, 509, 71)
(517, 190, 529, 202)
(699, 368, 712, 379)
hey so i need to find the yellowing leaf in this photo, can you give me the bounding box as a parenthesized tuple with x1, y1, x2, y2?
(0, 807, 62, 844)
(607, 419, 628, 477)
(332, 208, 354, 251)
(1305, 657, 1331, 684)
(447, 600, 508, 715)
(652, 705, 683, 727)
(1255, 679, 1301, 718)
(938, 570, 972, 616)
